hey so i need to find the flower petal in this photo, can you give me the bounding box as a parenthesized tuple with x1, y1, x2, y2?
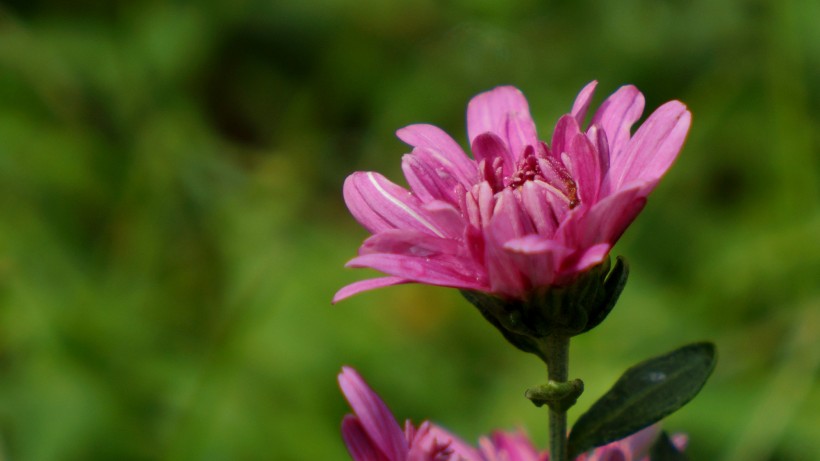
(484, 190, 532, 295)
(566, 242, 611, 275)
(519, 181, 560, 236)
(359, 230, 462, 257)
(333, 276, 410, 303)
(419, 424, 482, 461)
(609, 101, 691, 191)
(339, 367, 408, 460)
(342, 415, 393, 461)
(590, 85, 645, 161)
(401, 150, 463, 206)
(563, 130, 602, 205)
(559, 184, 648, 248)
(503, 235, 566, 255)
(572, 81, 598, 126)
(467, 86, 537, 158)
(472, 132, 516, 180)
(396, 124, 476, 185)
(484, 431, 544, 461)
(344, 172, 447, 237)
(346, 253, 486, 291)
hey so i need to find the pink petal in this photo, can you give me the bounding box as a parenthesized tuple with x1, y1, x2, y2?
(342, 415, 393, 461)
(566, 242, 611, 274)
(590, 85, 645, 162)
(587, 125, 611, 187)
(359, 230, 463, 258)
(503, 235, 567, 255)
(401, 149, 463, 206)
(344, 172, 446, 237)
(572, 81, 598, 126)
(505, 110, 539, 161)
(465, 181, 496, 228)
(467, 86, 537, 157)
(609, 101, 691, 191)
(484, 190, 532, 295)
(333, 276, 410, 303)
(396, 124, 476, 185)
(421, 424, 482, 461)
(472, 132, 516, 180)
(488, 431, 543, 461)
(563, 130, 603, 205)
(550, 114, 582, 167)
(339, 368, 408, 460)
(560, 184, 648, 248)
(620, 424, 661, 459)
(503, 235, 571, 288)
(423, 200, 467, 237)
(345, 254, 486, 291)
(519, 181, 560, 236)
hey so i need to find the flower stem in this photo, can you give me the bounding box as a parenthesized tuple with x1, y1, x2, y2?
(546, 334, 570, 461)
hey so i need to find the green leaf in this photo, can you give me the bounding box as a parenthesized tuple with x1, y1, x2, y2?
(650, 431, 689, 461)
(567, 342, 716, 458)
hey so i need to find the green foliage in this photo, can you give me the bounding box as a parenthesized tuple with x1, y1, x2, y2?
(568, 343, 716, 458)
(0, 0, 817, 460)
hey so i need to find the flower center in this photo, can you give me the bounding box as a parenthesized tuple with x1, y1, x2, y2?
(508, 146, 579, 209)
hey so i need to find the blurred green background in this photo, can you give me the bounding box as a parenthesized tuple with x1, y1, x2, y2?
(0, 0, 818, 460)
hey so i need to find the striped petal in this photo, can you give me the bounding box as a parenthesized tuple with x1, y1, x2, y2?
(344, 172, 447, 237)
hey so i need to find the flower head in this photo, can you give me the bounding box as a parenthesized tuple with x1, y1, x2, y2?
(338, 367, 686, 461)
(334, 83, 690, 303)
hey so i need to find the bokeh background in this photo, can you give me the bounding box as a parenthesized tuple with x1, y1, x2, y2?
(0, 0, 818, 460)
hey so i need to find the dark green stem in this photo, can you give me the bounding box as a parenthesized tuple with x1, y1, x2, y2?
(546, 334, 570, 461)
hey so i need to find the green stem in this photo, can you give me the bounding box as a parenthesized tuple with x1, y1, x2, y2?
(546, 334, 570, 461)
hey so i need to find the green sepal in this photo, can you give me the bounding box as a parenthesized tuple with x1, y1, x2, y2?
(649, 431, 689, 461)
(580, 256, 628, 334)
(460, 256, 630, 364)
(567, 342, 717, 459)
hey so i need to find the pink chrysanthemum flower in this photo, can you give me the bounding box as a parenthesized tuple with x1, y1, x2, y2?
(334, 82, 690, 303)
(339, 367, 686, 461)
